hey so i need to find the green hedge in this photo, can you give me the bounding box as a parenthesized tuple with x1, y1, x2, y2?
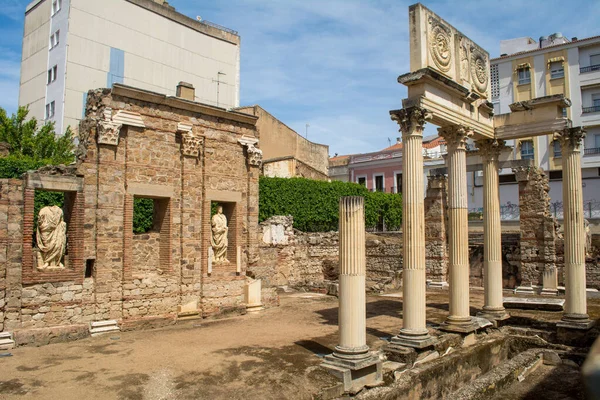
(133, 198, 154, 234)
(259, 177, 402, 232)
(0, 156, 47, 179)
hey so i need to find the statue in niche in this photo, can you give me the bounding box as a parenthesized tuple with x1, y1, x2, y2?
(211, 204, 229, 263)
(36, 205, 67, 270)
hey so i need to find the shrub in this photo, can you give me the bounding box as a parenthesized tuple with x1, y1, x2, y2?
(133, 198, 154, 234)
(259, 177, 402, 232)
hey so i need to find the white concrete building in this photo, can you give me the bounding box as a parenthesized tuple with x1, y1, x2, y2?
(19, 0, 241, 135)
(468, 33, 600, 218)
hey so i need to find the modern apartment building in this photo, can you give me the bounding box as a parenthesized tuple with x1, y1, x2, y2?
(19, 0, 240, 135)
(328, 136, 447, 193)
(468, 33, 600, 211)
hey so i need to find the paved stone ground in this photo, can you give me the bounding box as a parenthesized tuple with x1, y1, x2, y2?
(0, 290, 598, 400)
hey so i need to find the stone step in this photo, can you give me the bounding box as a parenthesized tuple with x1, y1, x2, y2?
(503, 296, 565, 311)
(89, 320, 120, 336)
(0, 332, 15, 350)
(90, 320, 118, 328)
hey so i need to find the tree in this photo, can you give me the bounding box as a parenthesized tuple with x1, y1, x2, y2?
(0, 106, 75, 165)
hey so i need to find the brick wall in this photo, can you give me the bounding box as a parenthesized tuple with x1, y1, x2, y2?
(0, 84, 263, 339)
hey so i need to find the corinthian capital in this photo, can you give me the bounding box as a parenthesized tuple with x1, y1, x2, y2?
(390, 106, 431, 137)
(476, 139, 507, 161)
(554, 127, 586, 152)
(438, 125, 472, 151)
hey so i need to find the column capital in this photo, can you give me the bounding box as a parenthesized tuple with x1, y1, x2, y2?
(427, 174, 447, 189)
(512, 165, 535, 182)
(476, 139, 507, 161)
(554, 127, 586, 152)
(438, 125, 472, 151)
(390, 107, 431, 137)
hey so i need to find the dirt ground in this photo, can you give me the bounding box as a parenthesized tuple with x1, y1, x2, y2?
(0, 290, 598, 400)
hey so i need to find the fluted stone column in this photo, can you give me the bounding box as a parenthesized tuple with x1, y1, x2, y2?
(388, 107, 434, 349)
(322, 197, 382, 391)
(556, 127, 594, 330)
(439, 125, 478, 333)
(335, 196, 369, 358)
(476, 139, 509, 321)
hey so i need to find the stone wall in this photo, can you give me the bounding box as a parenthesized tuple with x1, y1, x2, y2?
(0, 84, 271, 342)
(132, 232, 160, 274)
(255, 215, 600, 292)
(255, 216, 402, 292)
(514, 166, 557, 287)
(424, 175, 448, 284)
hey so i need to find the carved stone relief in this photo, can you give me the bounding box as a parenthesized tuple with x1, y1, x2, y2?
(470, 47, 489, 94)
(238, 135, 263, 167)
(97, 108, 122, 146)
(428, 16, 452, 72)
(36, 205, 67, 270)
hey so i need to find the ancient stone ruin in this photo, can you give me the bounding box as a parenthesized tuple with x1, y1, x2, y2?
(0, 83, 272, 342)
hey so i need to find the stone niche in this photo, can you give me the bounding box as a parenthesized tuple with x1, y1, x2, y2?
(22, 172, 85, 284)
(206, 195, 239, 273)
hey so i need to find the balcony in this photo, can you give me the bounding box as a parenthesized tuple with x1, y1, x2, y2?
(582, 105, 600, 114)
(584, 147, 600, 156)
(580, 64, 600, 73)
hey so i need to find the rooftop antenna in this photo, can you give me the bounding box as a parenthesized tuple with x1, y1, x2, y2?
(387, 137, 391, 147)
(213, 71, 226, 107)
(305, 123, 310, 139)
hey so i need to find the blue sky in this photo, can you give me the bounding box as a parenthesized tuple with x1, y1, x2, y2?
(1, 1, 599, 156)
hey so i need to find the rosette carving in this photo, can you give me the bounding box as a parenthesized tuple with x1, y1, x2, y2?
(470, 47, 488, 94)
(428, 17, 452, 72)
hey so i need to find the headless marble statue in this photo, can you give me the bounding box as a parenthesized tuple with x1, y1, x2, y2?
(36, 205, 67, 270)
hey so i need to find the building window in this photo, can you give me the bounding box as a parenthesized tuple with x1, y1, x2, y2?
(549, 61, 564, 79)
(357, 177, 366, 187)
(45, 101, 55, 119)
(490, 64, 499, 99)
(591, 54, 600, 69)
(52, 0, 61, 15)
(593, 94, 600, 108)
(49, 30, 60, 49)
(549, 171, 563, 180)
(47, 65, 57, 84)
(374, 175, 384, 192)
(517, 68, 531, 85)
(395, 173, 402, 194)
(553, 140, 561, 157)
(520, 140, 534, 160)
(595, 134, 600, 149)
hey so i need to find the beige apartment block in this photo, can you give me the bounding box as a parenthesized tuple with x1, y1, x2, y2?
(19, 0, 240, 135)
(235, 105, 330, 180)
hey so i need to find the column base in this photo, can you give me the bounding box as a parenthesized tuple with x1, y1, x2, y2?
(557, 314, 595, 330)
(246, 303, 265, 313)
(477, 308, 510, 323)
(321, 351, 383, 393)
(540, 288, 559, 296)
(439, 316, 483, 334)
(388, 331, 436, 349)
(514, 286, 536, 295)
